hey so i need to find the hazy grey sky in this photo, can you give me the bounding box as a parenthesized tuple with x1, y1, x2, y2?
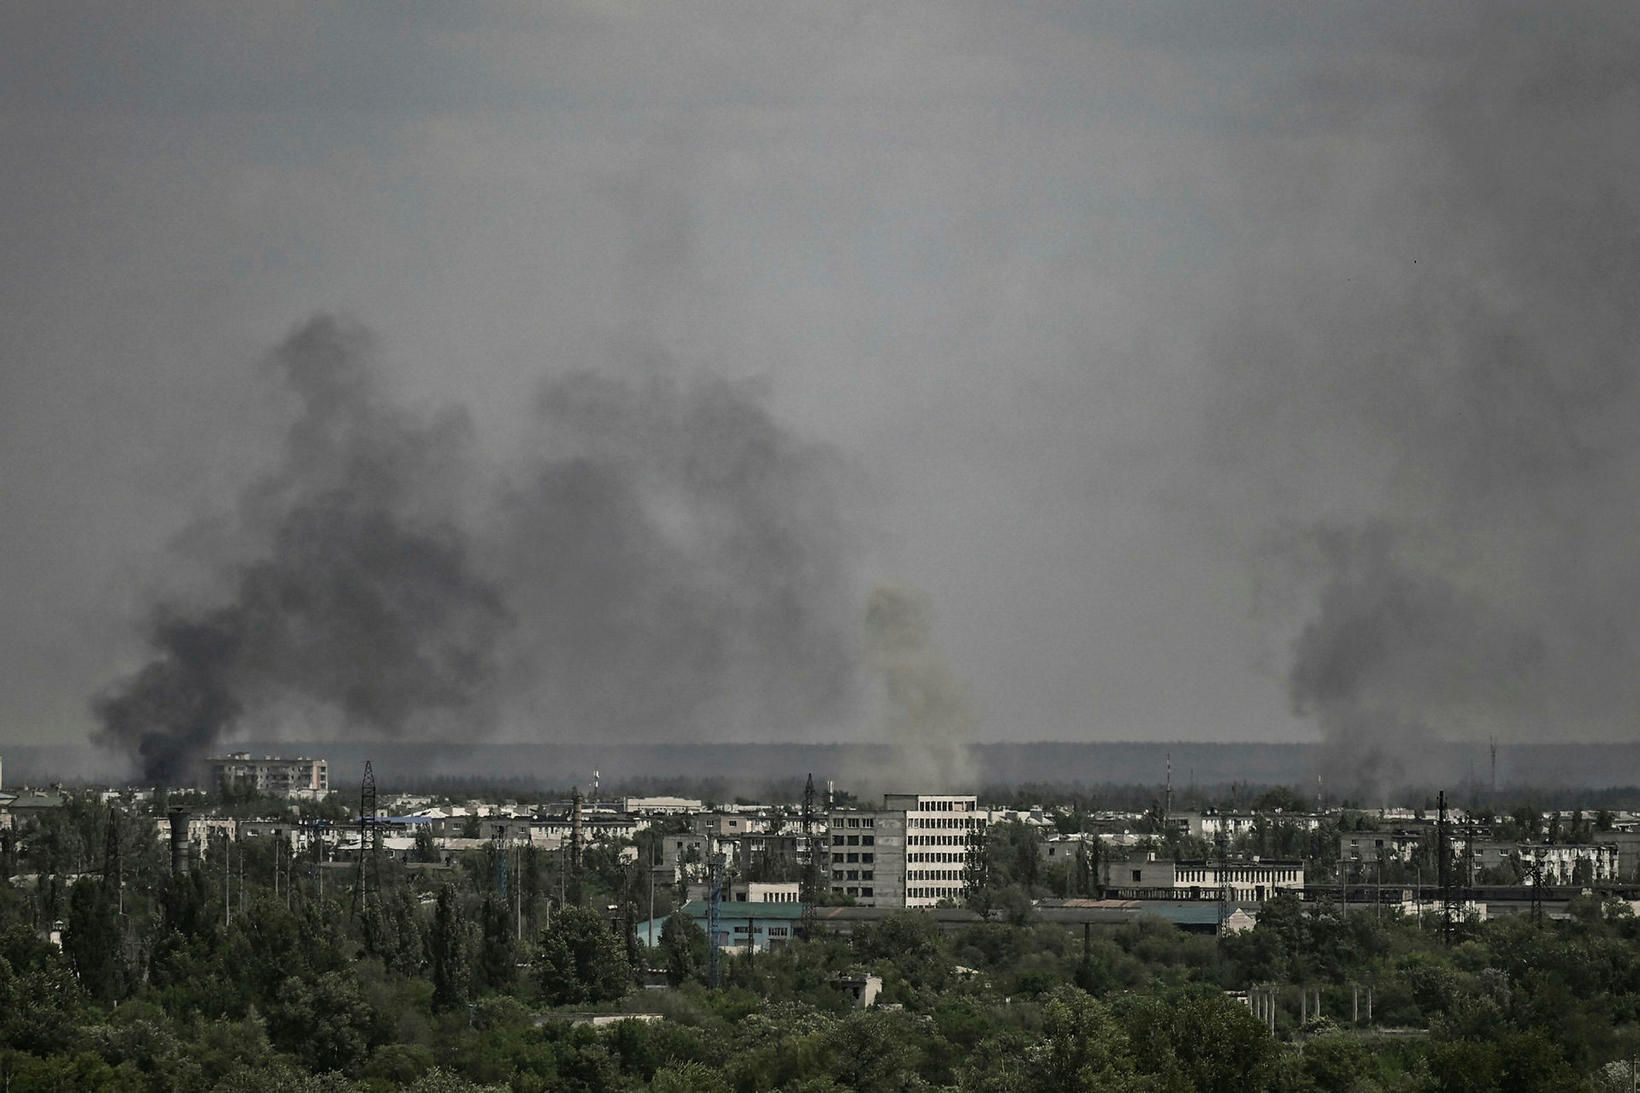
(3, 3, 1635, 755)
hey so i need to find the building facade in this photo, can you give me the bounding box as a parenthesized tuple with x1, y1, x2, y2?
(1122, 857, 1305, 901)
(828, 794, 984, 908)
(206, 753, 329, 798)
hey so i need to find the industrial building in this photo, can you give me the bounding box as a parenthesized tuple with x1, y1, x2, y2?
(638, 899, 804, 952)
(828, 793, 985, 908)
(1120, 856, 1305, 901)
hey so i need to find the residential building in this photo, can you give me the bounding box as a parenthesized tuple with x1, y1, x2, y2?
(1470, 841, 1617, 885)
(205, 753, 329, 798)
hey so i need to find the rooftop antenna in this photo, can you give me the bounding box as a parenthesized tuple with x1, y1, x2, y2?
(1164, 751, 1172, 822)
(1490, 738, 1498, 800)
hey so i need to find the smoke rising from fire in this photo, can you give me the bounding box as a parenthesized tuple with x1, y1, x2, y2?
(95, 316, 864, 781)
(1204, 9, 1640, 794)
(856, 585, 976, 791)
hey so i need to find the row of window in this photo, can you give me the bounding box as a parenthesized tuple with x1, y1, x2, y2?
(834, 869, 875, 881)
(916, 799, 974, 812)
(832, 834, 877, 846)
(832, 852, 876, 864)
(908, 886, 957, 900)
(909, 869, 963, 882)
(908, 852, 963, 863)
(833, 885, 876, 898)
(909, 817, 980, 830)
(835, 816, 877, 828)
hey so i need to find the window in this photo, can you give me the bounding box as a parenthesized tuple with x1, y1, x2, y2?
(1132, 870, 1142, 883)
(862, 835, 874, 846)
(861, 887, 873, 898)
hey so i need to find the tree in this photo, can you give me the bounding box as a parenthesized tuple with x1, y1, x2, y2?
(476, 895, 515, 993)
(63, 876, 125, 1002)
(535, 904, 631, 1005)
(659, 912, 706, 987)
(414, 825, 440, 863)
(427, 885, 472, 1012)
(265, 970, 380, 1075)
(1028, 986, 1145, 1091)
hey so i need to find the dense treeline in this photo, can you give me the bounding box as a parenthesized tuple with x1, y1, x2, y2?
(7, 793, 1640, 1090)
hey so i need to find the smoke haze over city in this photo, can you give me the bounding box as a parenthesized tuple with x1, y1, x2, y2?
(2, 4, 1637, 782)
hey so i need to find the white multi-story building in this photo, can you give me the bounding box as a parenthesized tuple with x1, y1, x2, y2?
(828, 793, 985, 909)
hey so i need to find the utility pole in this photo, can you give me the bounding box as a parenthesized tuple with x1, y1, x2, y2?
(354, 761, 379, 919)
(1164, 752, 1173, 825)
(1216, 828, 1231, 929)
(1490, 737, 1498, 801)
(569, 786, 584, 906)
(707, 852, 725, 989)
(1438, 790, 1456, 944)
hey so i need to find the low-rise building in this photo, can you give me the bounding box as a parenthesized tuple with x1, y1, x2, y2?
(623, 796, 703, 816)
(1119, 856, 1304, 901)
(637, 899, 805, 952)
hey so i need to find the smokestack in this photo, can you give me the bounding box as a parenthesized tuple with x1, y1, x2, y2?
(168, 808, 192, 875)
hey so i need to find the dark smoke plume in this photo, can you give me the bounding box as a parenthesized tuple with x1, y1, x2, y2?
(95, 317, 509, 782)
(494, 369, 862, 738)
(1210, 8, 1640, 795)
(95, 317, 863, 781)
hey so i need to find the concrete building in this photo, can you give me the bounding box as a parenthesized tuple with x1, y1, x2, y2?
(1471, 841, 1618, 885)
(1175, 810, 1324, 840)
(734, 881, 800, 903)
(623, 796, 703, 816)
(1120, 857, 1304, 901)
(828, 793, 984, 908)
(206, 753, 329, 798)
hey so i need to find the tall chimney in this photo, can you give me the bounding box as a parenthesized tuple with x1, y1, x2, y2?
(168, 808, 192, 874)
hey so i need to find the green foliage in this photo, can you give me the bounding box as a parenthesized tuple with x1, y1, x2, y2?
(535, 904, 632, 1006)
(427, 885, 472, 1012)
(660, 912, 706, 987)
